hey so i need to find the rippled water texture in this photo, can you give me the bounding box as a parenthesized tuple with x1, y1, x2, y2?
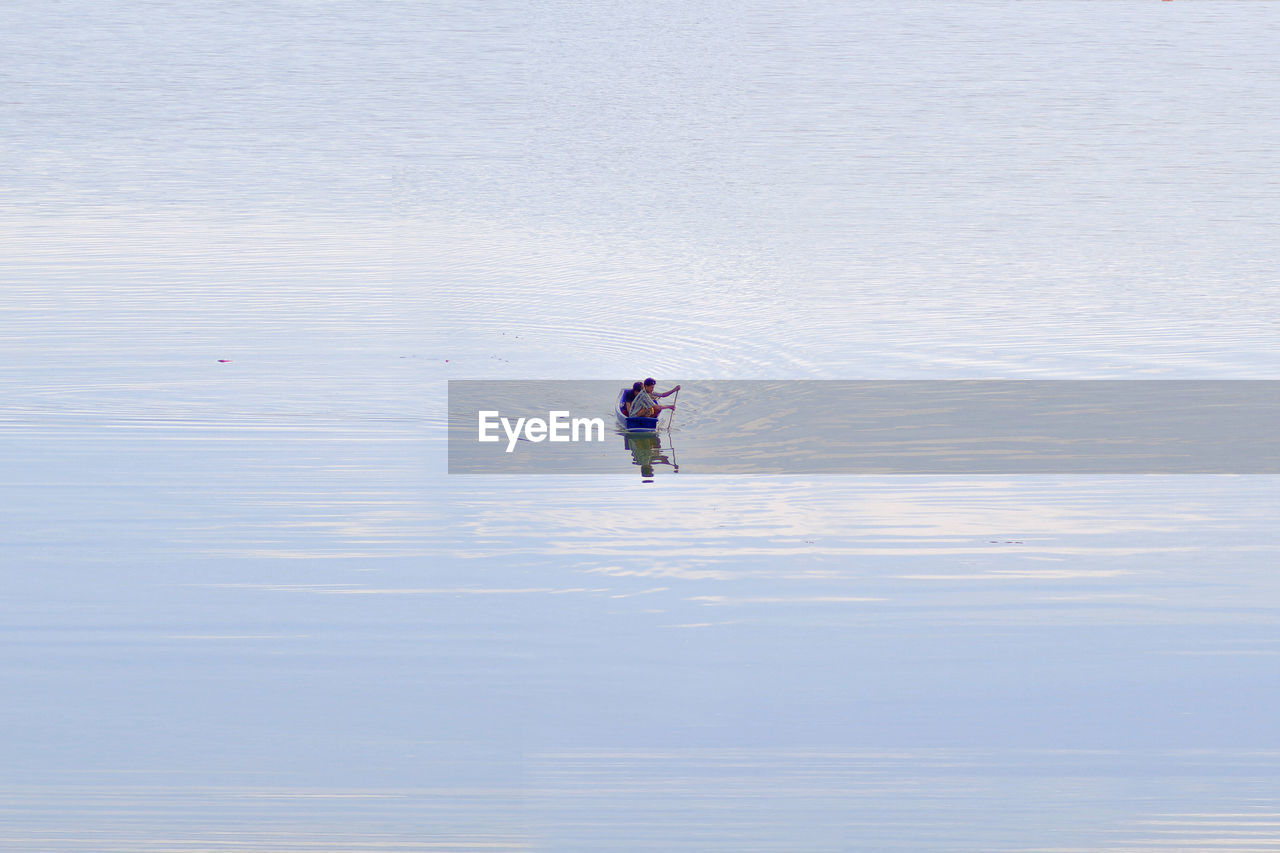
(3, 0, 1280, 849)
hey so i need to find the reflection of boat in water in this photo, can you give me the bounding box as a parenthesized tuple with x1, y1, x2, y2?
(616, 388, 660, 433)
(623, 431, 677, 480)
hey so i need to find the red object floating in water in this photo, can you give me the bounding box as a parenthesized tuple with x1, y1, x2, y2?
(217, 359, 231, 363)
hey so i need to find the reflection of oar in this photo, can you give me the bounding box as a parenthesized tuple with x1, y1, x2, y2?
(665, 387, 680, 431)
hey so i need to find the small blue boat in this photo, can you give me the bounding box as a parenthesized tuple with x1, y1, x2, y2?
(616, 388, 660, 433)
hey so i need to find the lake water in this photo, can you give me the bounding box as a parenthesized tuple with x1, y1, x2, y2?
(4, 0, 1280, 850)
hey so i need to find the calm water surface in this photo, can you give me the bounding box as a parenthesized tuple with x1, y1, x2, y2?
(3, 0, 1280, 850)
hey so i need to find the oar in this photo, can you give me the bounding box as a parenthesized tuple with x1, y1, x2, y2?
(665, 386, 680, 431)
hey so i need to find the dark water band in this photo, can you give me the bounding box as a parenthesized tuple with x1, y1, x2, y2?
(448, 380, 1280, 475)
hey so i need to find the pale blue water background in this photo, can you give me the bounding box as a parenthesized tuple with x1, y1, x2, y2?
(4, 0, 1280, 850)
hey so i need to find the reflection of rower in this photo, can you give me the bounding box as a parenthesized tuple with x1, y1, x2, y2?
(623, 431, 677, 481)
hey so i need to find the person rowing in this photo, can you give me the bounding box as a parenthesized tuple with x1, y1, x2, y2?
(627, 378, 680, 418)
